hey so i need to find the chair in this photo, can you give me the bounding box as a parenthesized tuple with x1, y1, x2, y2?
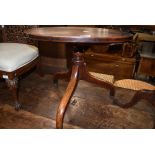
(113, 79, 155, 108)
(0, 25, 39, 110)
(89, 72, 114, 84)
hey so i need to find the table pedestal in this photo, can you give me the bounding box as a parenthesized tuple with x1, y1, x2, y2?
(54, 50, 115, 128)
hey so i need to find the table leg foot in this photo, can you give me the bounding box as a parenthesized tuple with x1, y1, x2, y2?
(56, 66, 79, 129)
(72, 52, 115, 96)
(53, 70, 71, 86)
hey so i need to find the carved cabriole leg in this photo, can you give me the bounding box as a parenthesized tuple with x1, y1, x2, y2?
(73, 52, 115, 96)
(5, 77, 21, 110)
(114, 90, 155, 108)
(53, 51, 115, 96)
(56, 51, 116, 128)
(56, 65, 79, 129)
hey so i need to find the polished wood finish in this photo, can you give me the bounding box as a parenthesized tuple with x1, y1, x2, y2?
(26, 26, 132, 128)
(39, 42, 66, 58)
(0, 58, 39, 109)
(84, 42, 137, 80)
(0, 58, 39, 79)
(56, 52, 115, 128)
(56, 65, 78, 128)
(122, 42, 137, 58)
(0, 25, 39, 109)
(85, 52, 136, 80)
(138, 57, 155, 77)
(26, 27, 133, 43)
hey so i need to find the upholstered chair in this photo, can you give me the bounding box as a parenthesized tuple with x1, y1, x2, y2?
(0, 25, 39, 110)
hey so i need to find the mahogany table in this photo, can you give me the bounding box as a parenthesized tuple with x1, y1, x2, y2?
(26, 27, 132, 128)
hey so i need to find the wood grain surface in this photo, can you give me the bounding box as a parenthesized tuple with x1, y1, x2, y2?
(26, 27, 133, 43)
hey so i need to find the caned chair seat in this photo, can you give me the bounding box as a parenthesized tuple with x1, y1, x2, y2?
(0, 43, 39, 72)
(89, 72, 114, 84)
(113, 79, 155, 119)
(114, 79, 155, 91)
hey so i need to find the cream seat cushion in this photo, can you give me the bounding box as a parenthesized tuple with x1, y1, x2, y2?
(0, 43, 39, 72)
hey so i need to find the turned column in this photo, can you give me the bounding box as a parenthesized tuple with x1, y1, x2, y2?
(56, 50, 115, 128)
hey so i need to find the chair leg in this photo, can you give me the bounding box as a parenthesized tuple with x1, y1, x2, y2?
(5, 77, 21, 110)
(113, 90, 155, 108)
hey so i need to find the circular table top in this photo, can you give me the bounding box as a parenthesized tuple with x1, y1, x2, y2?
(26, 27, 133, 44)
